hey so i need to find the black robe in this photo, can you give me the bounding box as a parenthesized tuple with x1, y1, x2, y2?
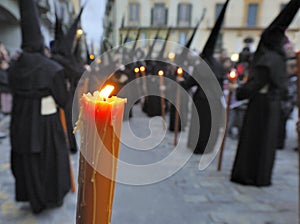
(9, 52, 71, 213)
(51, 54, 84, 153)
(231, 50, 286, 186)
(185, 58, 224, 154)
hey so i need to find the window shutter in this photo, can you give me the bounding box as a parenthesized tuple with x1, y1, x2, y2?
(165, 8, 168, 25)
(188, 4, 192, 26)
(151, 8, 154, 26)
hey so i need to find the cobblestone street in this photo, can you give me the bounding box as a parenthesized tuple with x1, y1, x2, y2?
(0, 108, 298, 224)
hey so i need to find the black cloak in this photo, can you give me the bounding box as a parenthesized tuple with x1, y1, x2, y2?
(9, 0, 71, 213)
(231, 0, 300, 186)
(185, 0, 229, 154)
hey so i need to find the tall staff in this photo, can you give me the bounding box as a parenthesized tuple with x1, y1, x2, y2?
(217, 69, 237, 171)
(158, 70, 166, 129)
(296, 51, 300, 224)
(59, 109, 76, 192)
(174, 67, 183, 146)
(134, 67, 143, 107)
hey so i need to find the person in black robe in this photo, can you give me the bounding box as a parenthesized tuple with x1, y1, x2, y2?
(51, 8, 85, 153)
(184, 0, 229, 154)
(9, 0, 71, 213)
(230, 0, 300, 186)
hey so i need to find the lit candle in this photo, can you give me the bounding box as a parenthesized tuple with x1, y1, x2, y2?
(228, 69, 237, 83)
(174, 67, 183, 146)
(75, 85, 127, 224)
(168, 52, 176, 62)
(140, 66, 148, 95)
(158, 70, 166, 129)
(134, 67, 142, 104)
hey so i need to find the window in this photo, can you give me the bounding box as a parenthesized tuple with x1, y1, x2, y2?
(178, 3, 192, 26)
(152, 3, 168, 26)
(179, 32, 187, 45)
(246, 3, 258, 27)
(129, 3, 140, 24)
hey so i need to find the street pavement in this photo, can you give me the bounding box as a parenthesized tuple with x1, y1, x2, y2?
(0, 107, 298, 224)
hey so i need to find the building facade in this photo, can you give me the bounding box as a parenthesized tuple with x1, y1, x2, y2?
(103, 0, 300, 58)
(0, 0, 79, 55)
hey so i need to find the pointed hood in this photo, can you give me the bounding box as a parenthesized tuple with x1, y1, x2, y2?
(146, 29, 161, 58)
(55, 8, 64, 44)
(260, 0, 300, 53)
(58, 6, 84, 56)
(185, 8, 206, 49)
(19, 0, 44, 52)
(201, 0, 230, 58)
(50, 7, 64, 54)
(158, 27, 172, 58)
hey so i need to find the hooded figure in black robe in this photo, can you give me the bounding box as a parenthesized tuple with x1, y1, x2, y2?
(185, 0, 228, 154)
(51, 8, 85, 153)
(230, 0, 300, 186)
(9, 0, 71, 213)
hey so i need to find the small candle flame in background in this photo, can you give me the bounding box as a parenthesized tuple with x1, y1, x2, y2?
(158, 70, 164, 76)
(168, 52, 176, 60)
(90, 54, 95, 60)
(140, 66, 146, 72)
(76, 29, 83, 39)
(99, 85, 115, 99)
(177, 67, 183, 76)
(134, 67, 140, 73)
(229, 69, 237, 82)
(96, 58, 102, 64)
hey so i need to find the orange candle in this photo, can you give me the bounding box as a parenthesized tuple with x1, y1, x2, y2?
(75, 85, 126, 224)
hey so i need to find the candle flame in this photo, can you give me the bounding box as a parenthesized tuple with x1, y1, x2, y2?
(90, 54, 95, 60)
(177, 67, 183, 76)
(158, 70, 164, 76)
(229, 70, 237, 81)
(99, 85, 115, 98)
(134, 67, 140, 73)
(168, 52, 176, 60)
(140, 66, 146, 72)
(76, 29, 83, 39)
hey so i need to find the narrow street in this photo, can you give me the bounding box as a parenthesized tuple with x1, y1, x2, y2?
(0, 108, 298, 224)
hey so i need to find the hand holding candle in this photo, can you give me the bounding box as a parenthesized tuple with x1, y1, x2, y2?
(75, 85, 126, 224)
